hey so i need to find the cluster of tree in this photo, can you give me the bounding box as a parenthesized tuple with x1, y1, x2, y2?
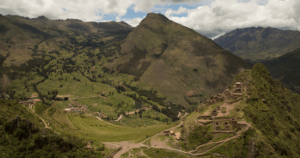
(124, 83, 166, 106)
(152, 103, 185, 121)
(73, 77, 81, 82)
(115, 85, 126, 93)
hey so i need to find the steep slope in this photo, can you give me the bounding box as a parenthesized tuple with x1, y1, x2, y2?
(108, 13, 251, 106)
(264, 48, 300, 93)
(31, 16, 133, 33)
(214, 27, 300, 63)
(179, 64, 300, 157)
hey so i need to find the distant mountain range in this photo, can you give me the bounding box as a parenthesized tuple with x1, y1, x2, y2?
(214, 27, 300, 63)
(106, 13, 251, 105)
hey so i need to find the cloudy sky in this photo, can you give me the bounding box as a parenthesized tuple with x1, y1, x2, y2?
(0, 0, 299, 39)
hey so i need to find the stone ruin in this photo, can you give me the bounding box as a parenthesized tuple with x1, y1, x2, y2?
(203, 94, 224, 106)
(215, 122, 220, 130)
(211, 109, 218, 116)
(224, 122, 230, 130)
(198, 115, 213, 120)
(231, 118, 238, 127)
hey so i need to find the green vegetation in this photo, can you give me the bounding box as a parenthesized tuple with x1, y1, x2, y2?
(186, 126, 213, 150)
(199, 63, 300, 157)
(143, 147, 192, 158)
(0, 99, 104, 157)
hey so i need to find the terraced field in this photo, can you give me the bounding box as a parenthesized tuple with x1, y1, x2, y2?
(39, 107, 175, 142)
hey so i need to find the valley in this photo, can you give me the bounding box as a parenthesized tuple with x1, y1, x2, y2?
(0, 12, 300, 158)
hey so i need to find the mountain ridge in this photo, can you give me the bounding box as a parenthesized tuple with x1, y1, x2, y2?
(31, 15, 133, 33)
(214, 27, 300, 63)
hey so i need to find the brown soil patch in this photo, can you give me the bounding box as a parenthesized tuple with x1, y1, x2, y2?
(151, 136, 170, 149)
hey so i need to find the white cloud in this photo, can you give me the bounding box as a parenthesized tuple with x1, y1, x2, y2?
(165, 6, 187, 17)
(166, 0, 300, 38)
(0, 0, 201, 22)
(0, 0, 299, 39)
(124, 17, 143, 27)
(0, 0, 136, 21)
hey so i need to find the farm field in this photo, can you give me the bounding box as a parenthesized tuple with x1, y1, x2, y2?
(38, 106, 175, 142)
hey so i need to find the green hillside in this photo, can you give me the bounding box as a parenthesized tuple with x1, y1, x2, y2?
(159, 63, 300, 157)
(214, 27, 300, 63)
(0, 99, 109, 157)
(0, 13, 187, 130)
(107, 13, 251, 106)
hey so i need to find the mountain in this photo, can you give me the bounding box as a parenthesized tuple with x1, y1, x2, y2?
(264, 48, 300, 93)
(31, 16, 133, 33)
(107, 13, 252, 106)
(0, 15, 132, 67)
(0, 14, 131, 90)
(214, 27, 300, 63)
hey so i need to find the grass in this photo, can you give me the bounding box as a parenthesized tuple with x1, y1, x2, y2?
(114, 115, 168, 127)
(191, 142, 221, 154)
(143, 147, 192, 158)
(39, 107, 175, 142)
(211, 133, 235, 142)
(227, 100, 248, 118)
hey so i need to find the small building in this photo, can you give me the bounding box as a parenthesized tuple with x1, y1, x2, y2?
(31, 93, 38, 98)
(64, 107, 74, 112)
(170, 130, 175, 135)
(175, 132, 181, 140)
(164, 130, 170, 136)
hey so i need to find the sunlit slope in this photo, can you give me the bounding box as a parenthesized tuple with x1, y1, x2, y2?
(108, 13, 251, 106)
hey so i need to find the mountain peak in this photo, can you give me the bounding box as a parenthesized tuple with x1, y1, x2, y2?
(139, 13, 169, 26)
(34, 15, 49, 22)
(108, 14, 251, 106)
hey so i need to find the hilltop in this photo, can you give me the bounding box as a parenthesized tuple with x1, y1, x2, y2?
(214, 27, 300, 63)
(107, 13, 251, 106)
(31, 16, 133, 33)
